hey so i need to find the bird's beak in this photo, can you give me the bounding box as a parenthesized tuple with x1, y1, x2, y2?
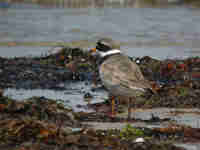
(89, 48, 97, 53)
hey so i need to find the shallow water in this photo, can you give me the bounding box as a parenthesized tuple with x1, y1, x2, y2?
(175, 144, 200, 150)
(4, 81, 108, 112)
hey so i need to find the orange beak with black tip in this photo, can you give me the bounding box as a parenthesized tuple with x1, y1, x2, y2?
(89, 48, 97, 53)
(89, 48, 98, 57)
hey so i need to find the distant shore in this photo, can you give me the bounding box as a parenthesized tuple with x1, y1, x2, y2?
(1, 0, 200, 8)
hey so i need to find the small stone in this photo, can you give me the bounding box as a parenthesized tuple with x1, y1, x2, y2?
(62, 126, 73, 135)
(84, 92, 93, 99)
(133, 137, 145, 143)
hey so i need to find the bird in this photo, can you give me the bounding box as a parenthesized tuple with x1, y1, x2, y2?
(90, 38, 153, 120)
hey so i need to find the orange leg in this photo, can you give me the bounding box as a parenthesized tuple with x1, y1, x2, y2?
(111, 96, 115, 118)
(127, 98, 132, 120)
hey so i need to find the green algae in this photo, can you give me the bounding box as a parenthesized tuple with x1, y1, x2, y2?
(119, 124, 145, 140)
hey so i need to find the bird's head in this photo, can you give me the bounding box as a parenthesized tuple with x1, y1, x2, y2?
(89, 38, 121, 58)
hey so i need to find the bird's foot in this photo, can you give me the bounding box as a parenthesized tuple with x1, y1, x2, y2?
(127, 116, 132, 121)
(127, 113, 135, 122)
(108, 111, 116, 118)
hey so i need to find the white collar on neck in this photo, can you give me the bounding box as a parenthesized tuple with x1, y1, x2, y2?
(99, 49, 121, 58)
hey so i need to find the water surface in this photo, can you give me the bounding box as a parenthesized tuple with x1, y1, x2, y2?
(1, 2, 200, 59)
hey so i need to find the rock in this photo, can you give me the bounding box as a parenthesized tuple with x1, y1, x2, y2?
(65, 135, 80, 144)
(133, 137, 145, 143)
(0, 47, 94, 90)
(62, 126, 73, 135)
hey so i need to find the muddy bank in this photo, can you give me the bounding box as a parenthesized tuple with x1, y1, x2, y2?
(0, 95, 190, 150)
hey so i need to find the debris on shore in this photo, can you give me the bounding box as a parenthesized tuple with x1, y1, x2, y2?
(1, 46, 200, 149)
(0, 95, 189, 150)
(136, 56, 200, 108)
(0, 47, 95, 90)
